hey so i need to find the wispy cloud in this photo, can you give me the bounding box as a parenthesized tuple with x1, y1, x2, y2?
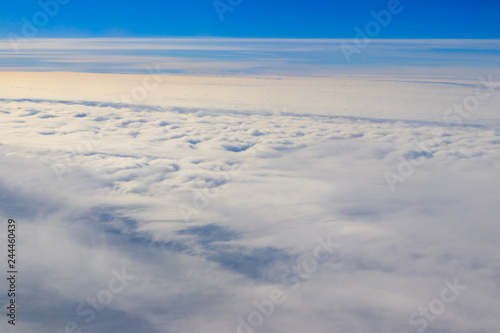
(0, 38, 499, 75)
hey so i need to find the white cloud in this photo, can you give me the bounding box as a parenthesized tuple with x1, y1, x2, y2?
(0, 47, 499, 332)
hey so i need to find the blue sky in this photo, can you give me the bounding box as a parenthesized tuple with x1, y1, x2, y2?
(0, 0, 499, 38)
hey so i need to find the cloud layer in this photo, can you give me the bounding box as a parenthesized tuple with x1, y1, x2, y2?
(0, 68, 499, 333)
(0, 38, 500, 76)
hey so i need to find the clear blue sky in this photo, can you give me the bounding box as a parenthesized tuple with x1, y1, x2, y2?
(0, 0, 499, 38)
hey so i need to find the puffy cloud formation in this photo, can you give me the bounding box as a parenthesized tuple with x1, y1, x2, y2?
(0, 45, 499, 332)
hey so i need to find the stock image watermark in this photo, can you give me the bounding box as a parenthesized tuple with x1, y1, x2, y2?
(178, 107, 290, 222)
(115, 64, 163, 106)
(51, 130, 104, 182)
(384, 74, 498, 192)
(51, 64, 163, 182)
(400, 278, 467, 333)
(8, 0, 71, 52)
(236, 235, 340, 333)
(60, 267, 134, 333)
(6, 218, 17, 326)
(213, 0, 243, 21)
(340, 0, 405, 63)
